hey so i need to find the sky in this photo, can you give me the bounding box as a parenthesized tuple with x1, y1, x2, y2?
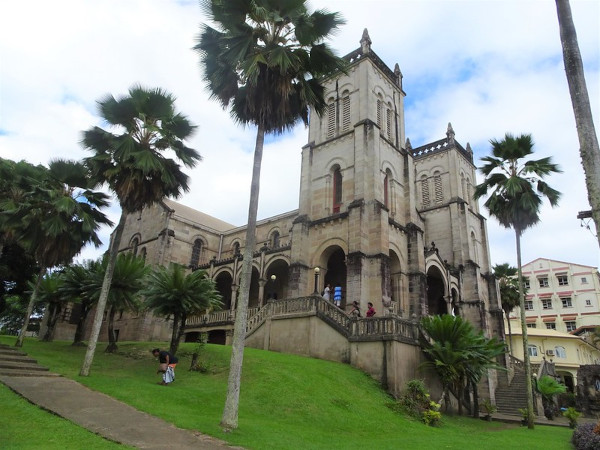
(1, 0, 599, 270)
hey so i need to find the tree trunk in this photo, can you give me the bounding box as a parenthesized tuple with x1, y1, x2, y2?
(221, 125, 265, 431)
(169, 312, 181, 356)
(105, 306, 117, 353)
(172, 312, 187, 356)
(72, 302, 91, 346)
(505, 308, 513, 356)
(15, 266, 46, 347)
(555, 0, 600, 246)
(80, 212, 126, 375)
(42, 303, 61, 342)
(516, 228, 535, 429)
(472, 380, 480, 419)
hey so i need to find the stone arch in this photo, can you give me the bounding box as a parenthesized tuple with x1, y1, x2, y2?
(389, 249, 403, 314)
(129, 234, 141, 256)
(265, 256, 290, 301)
(213, 269, 234, 310)
(267, 228, 281, 248)
(314, 242, 347, 308)
(450, 287, 460, 316)
(190, 236, 207, 267)
(426, 264, 448, 316)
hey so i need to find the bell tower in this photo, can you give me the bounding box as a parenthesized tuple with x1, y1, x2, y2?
(289, 30, 425, 315)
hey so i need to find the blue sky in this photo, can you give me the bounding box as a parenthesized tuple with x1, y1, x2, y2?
(0, 0, 599, 269)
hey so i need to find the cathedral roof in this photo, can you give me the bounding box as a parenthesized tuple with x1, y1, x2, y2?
(162, 198, 235, 232)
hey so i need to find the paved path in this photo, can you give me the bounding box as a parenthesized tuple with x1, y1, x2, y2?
(0, 345, 240, 449)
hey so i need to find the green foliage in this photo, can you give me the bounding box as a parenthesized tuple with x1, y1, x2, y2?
(563, 407, 582, 429)
(537, 376, 568, 401)
(481, 398, 498, 416)
(518, 407, 535, 425)
(423, 401, 442, 426)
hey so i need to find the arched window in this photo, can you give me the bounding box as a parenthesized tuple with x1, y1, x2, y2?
(555, 346, 567, 358)
(421, 175, 430, 207)
(342, 94, 351, 132)
(190, 239, 202, 267)
(434, 172, 443, 204)
(466, 177, 472, 203)
(333, 167, 342, 213)
(233, 242, 241, 256)
(383, 172, 389, 208)
(271, 231, 280, 248)
(461, 173, 466, 199)
(376, 98, 382, 129)
(131, 237, 139, 256)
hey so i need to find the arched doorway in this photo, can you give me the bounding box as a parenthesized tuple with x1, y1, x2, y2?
(426, 266, 447, 316)
(215, 271, 233, 310)
(265, 259, 290, 301)
(249, 266, 261, 308)
(322, 247, 347, 308)
(389, 249, 402, 315)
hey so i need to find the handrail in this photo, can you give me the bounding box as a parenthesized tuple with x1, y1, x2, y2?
(186, 296, 419, 343)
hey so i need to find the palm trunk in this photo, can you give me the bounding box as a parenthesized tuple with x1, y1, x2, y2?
(169, 312, 181, 355)
(42, 303, 61, 342)
(173, 312, 187, 356)
(15, 266, 46, 347)
(555, 0, 600, 247)
(221, 124, 265, 430)
(516, 227, 535, 429)
(105, 306, 117, 353)
(72, 302, 91, 346)
(505, 308, 513, 356)
(80, 212, 126, 375)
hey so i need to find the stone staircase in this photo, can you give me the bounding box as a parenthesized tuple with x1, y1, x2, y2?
(495, 366, 530, 415)
(0, 344, 60, 377)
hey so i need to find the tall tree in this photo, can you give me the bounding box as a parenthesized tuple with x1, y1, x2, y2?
(36, 271, 66, 342)
(59, 260, 101, 346)
(555, 0, 600, 247)
(474, 133, 561, 429)
(195, 0, 345, 430)
(143, 264, 222, 356)
(493, 263, 520, 355)
(0, 159, 112, 347)
(79, 86, 200, 375)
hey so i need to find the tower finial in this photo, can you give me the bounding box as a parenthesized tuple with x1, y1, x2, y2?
(360, 28, 372, 54)
(446, 122, 455, 144)
(466, 142, 472, 154)
(405, 138, 412, 150)
(394, 63, 403, 88)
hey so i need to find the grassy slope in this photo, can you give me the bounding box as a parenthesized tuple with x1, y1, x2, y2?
(0, 336, 573, 450)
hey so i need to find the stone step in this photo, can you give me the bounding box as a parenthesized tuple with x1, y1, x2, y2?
(0, 354, 38, 364)
(0, 361, 49, 371)
(0, 369, 61, 377)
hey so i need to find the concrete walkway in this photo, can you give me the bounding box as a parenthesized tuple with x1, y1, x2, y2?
(0, 345, 240, 449)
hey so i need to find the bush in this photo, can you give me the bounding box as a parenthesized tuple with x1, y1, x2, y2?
(392, 379, 442, 426)
(572, 422, 600, 450)
(563, 407, 582, 429)
(423, 401, 442, 426)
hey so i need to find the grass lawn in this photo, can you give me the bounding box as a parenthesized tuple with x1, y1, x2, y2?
(0, 336, 574, 449)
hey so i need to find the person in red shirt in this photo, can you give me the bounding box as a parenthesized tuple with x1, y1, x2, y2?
(366, 302, 376, 317)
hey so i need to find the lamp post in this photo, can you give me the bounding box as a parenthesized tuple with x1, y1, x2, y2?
(313, 267, 320, 295)
(270, 274, 277, 300)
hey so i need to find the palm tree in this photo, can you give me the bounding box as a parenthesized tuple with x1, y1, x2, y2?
(0, 159, 112, 347)
(36, 271, 66, 342)
(143, 264, 222, 356)
(59, 260, 101, 346)
(195, 0, 345, 430)
(474, 133, 561, 429)
(80, 86, 200, 375)
(536, 375, 567, 420)
(493, 263, 520, 355)
(555, 0, 600, 247)
(95, 253, 148, 353)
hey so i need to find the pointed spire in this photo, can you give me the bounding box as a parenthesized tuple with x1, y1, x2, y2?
(446, 122, 455, 144)
(360, 28, 372, 54)
(466, 142, 472, 154)
(394, 63, 403, 88)
(405, 138, 412, 150)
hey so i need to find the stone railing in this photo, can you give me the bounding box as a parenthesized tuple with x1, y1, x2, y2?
(186, 296, 419, 343)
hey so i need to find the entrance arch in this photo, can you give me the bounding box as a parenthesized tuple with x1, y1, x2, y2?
(426, 265, 447, 316)
(315, 245, 347, 307)
(265, 258, 290, 301)
(214, 271, 233, 310)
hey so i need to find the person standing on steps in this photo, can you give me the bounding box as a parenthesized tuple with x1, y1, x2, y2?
(333, 283, 342, 308)
(322, 283, 331, 302)
(152, 348, 178, 385)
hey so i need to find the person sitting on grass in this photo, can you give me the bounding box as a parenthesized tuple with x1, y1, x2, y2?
(152, 348, 178, 385)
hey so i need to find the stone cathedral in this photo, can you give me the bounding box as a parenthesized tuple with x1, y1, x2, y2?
(53, 30, 505, 397)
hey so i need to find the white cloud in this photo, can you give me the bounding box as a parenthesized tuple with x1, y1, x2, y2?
(0, 0, 598, 270)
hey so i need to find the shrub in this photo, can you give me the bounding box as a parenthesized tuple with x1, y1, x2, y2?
(563, 407, 582, 429)
(423, 401, 442, 426)
(392, 380, 442, 427)
(572, 422, 600, 450)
